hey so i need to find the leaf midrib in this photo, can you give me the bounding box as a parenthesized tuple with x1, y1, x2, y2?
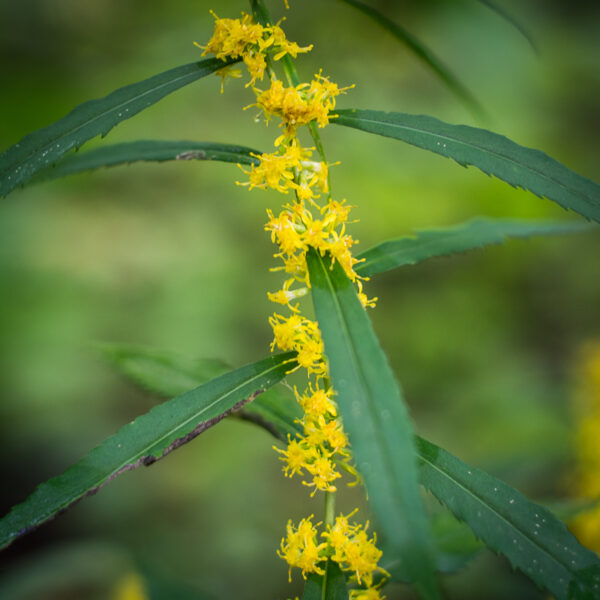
(336, 113, 597, 205)
(358, 231, 481, 272)
(312, 253, 409, 521)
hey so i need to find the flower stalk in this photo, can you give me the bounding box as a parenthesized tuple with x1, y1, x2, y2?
(200, 3, 385, 597)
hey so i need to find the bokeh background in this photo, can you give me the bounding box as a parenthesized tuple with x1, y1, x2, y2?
(1, 0, 599, 598)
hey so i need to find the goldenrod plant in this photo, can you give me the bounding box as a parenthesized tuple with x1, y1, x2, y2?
(1, 2, 599, 599)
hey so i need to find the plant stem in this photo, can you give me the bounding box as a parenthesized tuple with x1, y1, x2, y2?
(324, 490, 336, 528)
(250, 0, 332, 197)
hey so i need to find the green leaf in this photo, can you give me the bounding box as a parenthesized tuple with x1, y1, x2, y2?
(238, 385, 302, 441)
(332, 109, 600, 223)
(302, 561, 348, 600)
(335, 0, 484, 118)
(356, 217, 593, 277)
(32, 141, 259, 184)
(99, 342, 301, 441)
(383, 511, 482, 583)
(98, 342, 231, 397)
(477, 0, 537, 54)
(306, 248, 439, 600)
(416, 436, 600, 600)
(0, 352, 296, 551)
(0, 57, 236, 197)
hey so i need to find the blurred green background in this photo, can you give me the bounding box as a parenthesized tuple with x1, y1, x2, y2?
(1, 0, 599, 598)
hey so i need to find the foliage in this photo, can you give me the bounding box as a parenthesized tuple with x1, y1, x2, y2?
(1, 1, 599, 599)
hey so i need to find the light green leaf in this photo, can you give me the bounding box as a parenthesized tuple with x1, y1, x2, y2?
(477, 0, 537, 53)
(0, 352, 296, 551)
(332, 109, 600, 223)
(356, 217, 593, 277)
(336, 0, 484, 118)
(302, 561, 348, 600)
(306, 248, 439, 600)
(417, 436, 600, 599)
(32, 141, 258, 184)
(99, 342, 231, 397)
(0, 57, 236, 197)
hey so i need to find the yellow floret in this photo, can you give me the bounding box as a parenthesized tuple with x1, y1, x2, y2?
(278, 516, 327, 581)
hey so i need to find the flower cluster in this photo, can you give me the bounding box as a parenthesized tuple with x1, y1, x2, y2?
(198, 11, 311, 88)
(324, 512, 389, 589)
(278, 512, 388, 598)
(202, 10, 384, 598)
(256, 75, 352, 134)
(571, 342, 600, 552)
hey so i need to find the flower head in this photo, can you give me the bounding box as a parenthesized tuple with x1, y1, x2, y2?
(278, 516, 327, 581)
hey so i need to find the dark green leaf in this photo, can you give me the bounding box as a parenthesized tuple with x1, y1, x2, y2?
(356, 217, 593, 277)
(332, 109, 600, 223)
(336, 0, 484, 118)
(416, 436, 600, 599)
(306, 248, 439, 600)
(0, 58, 236, 196)
(478, 0, 537, 54)
(302, 561, 348, 600)
(33, 141, 259, 184)
(0, 352, 296, 551)
(99, 342, 301, 440)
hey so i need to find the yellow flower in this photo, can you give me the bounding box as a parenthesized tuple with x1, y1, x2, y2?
(240, 141, 312, 194)
(269, 313, 304, 352)
(323, 517, 388, 588)
(296, 382, 338, 419)
(278, 516, 327, 581)
(201, 12, 265, 60)
(243, 51, 267, 86)
(256, 74, 351, 133)
(267, 279, 308, 311)
(214, 65, 242, 93)
(304, 453, 341, 494)
(268, 23, 312, 60)
(273, 436, 318, 478)
(304, 416, 349, 455)
(350, 586, 386, 600)
(201, 11, 310, 88)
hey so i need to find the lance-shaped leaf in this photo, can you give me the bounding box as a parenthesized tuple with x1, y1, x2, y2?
(0, 57, 236, 197)
(0, 352, 295, 551)
(306, 248, 439, 600)
(99, 342, 301, 441)
(417, 436, 600, 600)
(356, 217, 593, 277)
(477, 0, 537, 53)
(302, 561, 348, 600)
(335, 0, 484, 118)
(332, 109, 600, 223)
(32, 141, 259, 184)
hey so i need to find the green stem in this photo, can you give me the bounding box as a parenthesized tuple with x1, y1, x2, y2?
(324, 490, 336, 528)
